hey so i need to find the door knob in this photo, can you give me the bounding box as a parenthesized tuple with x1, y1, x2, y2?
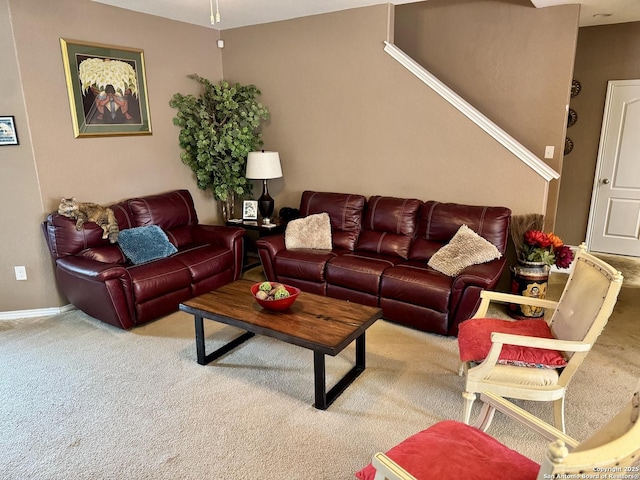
(601, 178, 610, 184)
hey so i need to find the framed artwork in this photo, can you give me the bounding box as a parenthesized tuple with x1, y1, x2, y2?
(243, 200, 258, 220)
(0, 116, 19, 146)
(60, 38, 152, 138)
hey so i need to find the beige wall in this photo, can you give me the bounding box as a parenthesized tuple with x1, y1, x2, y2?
(1, 0, 223, 312)
(0, 0, 51, 311)
(555, 22, 640, 246)
(222, 2, 576, 222)
(394, 0, 580, 229)
(2, 0, 581, 315)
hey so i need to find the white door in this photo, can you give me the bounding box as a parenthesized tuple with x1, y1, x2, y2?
(587, 80, 640, 257)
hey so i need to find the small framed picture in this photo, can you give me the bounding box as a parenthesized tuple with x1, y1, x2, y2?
(0, 116, 19, 146)
(243, 200, 258, 220)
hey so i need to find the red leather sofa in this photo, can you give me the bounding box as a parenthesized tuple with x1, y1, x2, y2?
(42, 190, 244, 329)
(256, 191, 511, 336)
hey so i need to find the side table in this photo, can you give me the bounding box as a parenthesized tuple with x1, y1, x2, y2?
(226, 219, 286, 271)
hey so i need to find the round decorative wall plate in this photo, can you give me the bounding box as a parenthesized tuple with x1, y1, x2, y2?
(571, 80, 581, 98)
(564, 137, 574, 155)
(567, 108, 578, 128)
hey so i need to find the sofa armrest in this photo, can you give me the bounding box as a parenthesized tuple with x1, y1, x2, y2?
(255, 234, 286, 255)
(56, 256, 129, 281)
(453, 257, 507, 290)
(55, 257, 135, 329)
(255, 234, 286, 281)
(448, 257, 508, 336)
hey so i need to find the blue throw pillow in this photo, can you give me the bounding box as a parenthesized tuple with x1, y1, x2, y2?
(118, 225, 177, 265)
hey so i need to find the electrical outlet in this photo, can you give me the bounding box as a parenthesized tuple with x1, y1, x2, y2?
(14, 266, 27, 281)
(544, 146, 555, 159)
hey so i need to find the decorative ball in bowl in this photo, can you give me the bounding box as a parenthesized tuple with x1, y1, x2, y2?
(251, 282, 301, 311)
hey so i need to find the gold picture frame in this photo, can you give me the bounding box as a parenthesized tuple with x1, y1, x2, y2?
(60, 38, 152, 138)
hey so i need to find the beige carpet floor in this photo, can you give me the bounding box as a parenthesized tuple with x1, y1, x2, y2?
(1, 256, 639, 479)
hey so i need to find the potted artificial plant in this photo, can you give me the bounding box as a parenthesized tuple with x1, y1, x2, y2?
(169, 74, 270, 220)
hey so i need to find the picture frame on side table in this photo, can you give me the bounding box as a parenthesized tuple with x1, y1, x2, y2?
(0, 116, 19, 146)
(243, 200, 258, 220)
(60, 38, 152, 138)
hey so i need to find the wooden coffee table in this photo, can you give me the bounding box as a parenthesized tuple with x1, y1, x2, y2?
(179, 279, 382, 410)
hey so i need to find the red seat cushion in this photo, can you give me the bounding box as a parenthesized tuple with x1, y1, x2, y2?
(458, 318, 567, 368)
(355, 420, 539, 480)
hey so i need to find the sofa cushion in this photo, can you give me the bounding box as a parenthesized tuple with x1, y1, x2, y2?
(285, 213, 332, 250)
(127, 257, 192, 303)
(380, 263, 452, 313)
(118, 225, 178, 265)
(326, 252, 400, 294)
(458, 318, 567, 368)
(172, 244, 234, 283)
(356, 196, 422, 259)
(428, 225, 501, 277)
(128, 189, 198, 231)
(299, 191, 365, 251)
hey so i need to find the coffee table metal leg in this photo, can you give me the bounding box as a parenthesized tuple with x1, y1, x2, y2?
(314, 351, 327, 409)
(195, 314, 207, 364)
(194, 314, 255, 365)
(313, 332, 366, 410)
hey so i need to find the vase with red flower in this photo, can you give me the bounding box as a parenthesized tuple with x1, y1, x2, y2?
(508, 229, 574, 319)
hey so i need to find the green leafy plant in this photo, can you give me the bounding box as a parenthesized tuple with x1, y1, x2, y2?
(169, 74, 270, 207)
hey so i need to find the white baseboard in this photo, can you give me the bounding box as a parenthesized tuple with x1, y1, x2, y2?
(0, 304, 75, 320)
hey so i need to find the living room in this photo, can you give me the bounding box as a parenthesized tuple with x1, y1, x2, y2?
(2, 0, 640, 477)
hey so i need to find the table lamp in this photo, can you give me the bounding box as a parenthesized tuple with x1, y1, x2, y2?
(246, 151, 283, 224)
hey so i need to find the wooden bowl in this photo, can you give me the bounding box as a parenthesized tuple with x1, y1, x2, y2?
(251, 282, 300, 311)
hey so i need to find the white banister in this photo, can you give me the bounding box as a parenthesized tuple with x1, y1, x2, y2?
(384, 41, 560, 182)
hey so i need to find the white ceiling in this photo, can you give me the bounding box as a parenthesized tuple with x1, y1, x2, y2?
(531, 0, 640, 27)
(93, 0, 640, 30)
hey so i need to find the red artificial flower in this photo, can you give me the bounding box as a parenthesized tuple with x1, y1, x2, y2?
(524, 230, 552, 249)
(554, 245, 574, 269)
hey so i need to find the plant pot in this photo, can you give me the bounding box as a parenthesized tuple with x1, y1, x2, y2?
(508, 260, 550, 319)
(220, 191, 235, 222)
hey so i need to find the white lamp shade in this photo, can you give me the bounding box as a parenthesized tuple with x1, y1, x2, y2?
(246, 151, 283, 180)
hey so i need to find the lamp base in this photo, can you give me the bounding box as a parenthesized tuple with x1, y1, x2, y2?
(258, 179, 274, 223)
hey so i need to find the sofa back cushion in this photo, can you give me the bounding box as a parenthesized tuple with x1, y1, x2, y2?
(110, 201, 136, 230)
(128, 190, 198, 232)
(299, 191, 366, 251)
(356, 196, 422, 259)
(42, 190, 199, 260)
(43, 213, 103, 258)
(410, 201, 511, 261)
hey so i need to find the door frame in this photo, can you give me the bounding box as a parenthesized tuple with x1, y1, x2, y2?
(585, 79, 640, 253)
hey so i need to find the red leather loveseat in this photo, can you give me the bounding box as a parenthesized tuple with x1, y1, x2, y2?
(42, 190, 244, 329)
(256, 191, 511, 336)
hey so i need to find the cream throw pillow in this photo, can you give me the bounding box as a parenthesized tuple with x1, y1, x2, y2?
(285, 212, 332, 250)
(428, 224, 501, 277)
